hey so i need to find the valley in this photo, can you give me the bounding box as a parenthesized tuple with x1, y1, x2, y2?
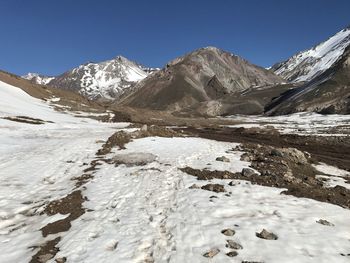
(0, 17, 349, 263)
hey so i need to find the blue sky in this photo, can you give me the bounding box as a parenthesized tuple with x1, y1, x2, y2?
(1, 0, 349, 76)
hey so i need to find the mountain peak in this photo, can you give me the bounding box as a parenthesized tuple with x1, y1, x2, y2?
(272, 26, 350, 82)
(22, 55, 153, 101)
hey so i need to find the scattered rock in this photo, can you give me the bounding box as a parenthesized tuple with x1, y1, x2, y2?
(189, 184, 201, 189)
(316, 219, 334, 226)
(270, 149, 283, 157)
(38, 254, 54, 262)
(226, 251, 238, 257)
(216, 156, 230, 162)
(111, 152, 157, 166)
(226, 240, 243, 249)
(105, 240, 118, 251)
(241, 168, 257, 177)
(281, 148, 308, 165)
(221, 228, 235, 236)
(256, 229, 278, 240)
(203, 248, 220, 258)
(240, 153, 252, 162)
(55, 257, 67, 263)
(201, 184, 226, 193)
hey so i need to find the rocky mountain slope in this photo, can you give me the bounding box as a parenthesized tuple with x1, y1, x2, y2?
(120, 47, 284, 116)
(22, 56, 152, 101)
(271, 27, 350, 82)
(266, 45, 350, 115)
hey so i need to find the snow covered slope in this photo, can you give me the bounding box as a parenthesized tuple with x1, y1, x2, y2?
(272, 27, 350, 82)
(1, 80, 350, 263)
(22, 56, 153, 101)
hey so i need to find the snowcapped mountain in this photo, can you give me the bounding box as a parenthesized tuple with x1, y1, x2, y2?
(23, 56, 155, 101)
(271, 27, 350, 82)
(22, 73, 54, 85)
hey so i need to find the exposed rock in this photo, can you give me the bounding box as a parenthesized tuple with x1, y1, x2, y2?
(38, 254, 54, 262)
(105, 239, 118, 251)
(111, 152, 157, 166)
(281, 148, 308, 165)
(189, 184, 201, 189)
(221, 228, 235, 236)
(316, 219, 335, 226)
(201, 184, 226, 193)
(226, 240, 243, 249)
(240, 153, 252, 162)
(55, 257, 67, 263)
(226, 251, 238, 257)
(271, 149, 283, 157)
(241, 168, 257, 177)
(256, 229, 278, 240)
(216, 156, 230, 162)
(203, 248, 220, 258)
(141, 124, 148, 132)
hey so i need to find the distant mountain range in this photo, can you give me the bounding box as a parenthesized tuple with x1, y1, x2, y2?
(23, 56, 158, 101)
(21, 25, 350, 115)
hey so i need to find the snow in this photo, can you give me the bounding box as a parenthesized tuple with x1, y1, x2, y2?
(52, 137, 350, 263)
(224, 112, 350, 136)
(0, 80, 131, 262)
(314, 163, 350, 190)
(274, 28, 350, 82)
(1, 80, 350, 263)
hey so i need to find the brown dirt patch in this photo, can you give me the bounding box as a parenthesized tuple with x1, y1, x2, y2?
(29, 237, 61, 263)
(41, 190, 85, 237)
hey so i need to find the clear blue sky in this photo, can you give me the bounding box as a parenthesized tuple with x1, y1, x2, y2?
(1, 0, 349, 76)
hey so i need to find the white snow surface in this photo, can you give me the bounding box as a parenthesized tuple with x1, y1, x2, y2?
(314, 163, 350, 190)
(273, 27, 350, 82)
(1, 80, 350, 263)
(225, 112, 350, 136)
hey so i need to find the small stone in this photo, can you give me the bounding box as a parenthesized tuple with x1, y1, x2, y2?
(38, 254, 54, 262)
(241, 168, 257, 177)
(221, 228, 235, 236)
(189, 184, 200, 189)
(216, 156, 230, 162)
(201, 184, 226, 193)
(55, 257, 67, 263)
(105, 240, 118, 251)
(226, 240, 243, 249)
(141, 124, 148, 132)
(226, 251, 238, 257)
(270, 149, 283, 157)
(316, 219, 334, 226)
(256, 229, 278, 240)
(203, 248, 220, 258)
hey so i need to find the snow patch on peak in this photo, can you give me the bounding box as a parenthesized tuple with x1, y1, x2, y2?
(272, 27, 350, 82)
(50, 56, 150, 100)
(22, 73, 54, 85)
